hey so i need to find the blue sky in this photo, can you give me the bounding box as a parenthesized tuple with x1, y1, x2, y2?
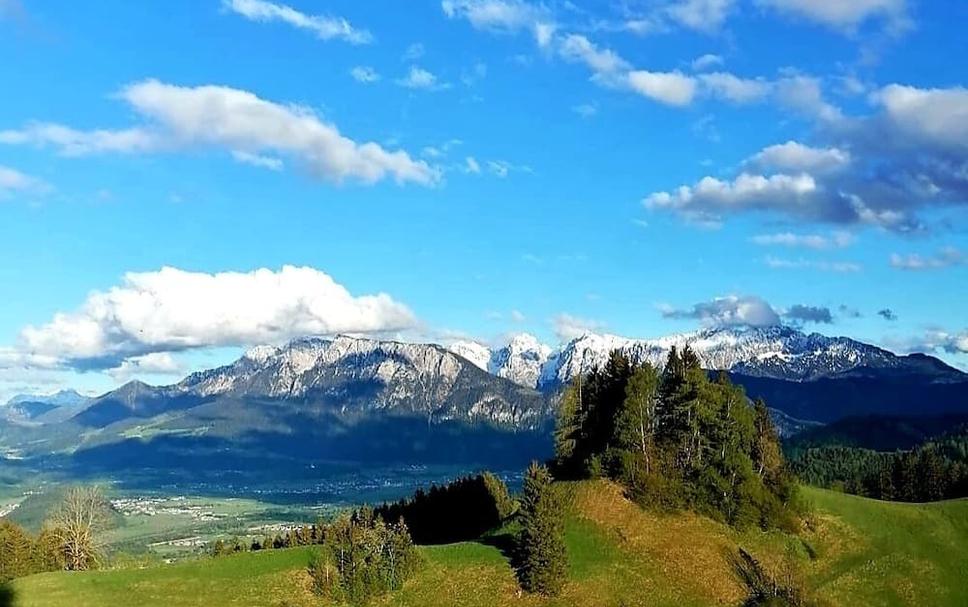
(0, 0, 965, 399)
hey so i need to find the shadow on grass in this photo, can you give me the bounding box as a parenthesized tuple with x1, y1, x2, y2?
(0, 584, 16, 607)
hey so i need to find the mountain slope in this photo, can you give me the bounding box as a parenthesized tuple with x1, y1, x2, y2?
(12, 482, 968, 606)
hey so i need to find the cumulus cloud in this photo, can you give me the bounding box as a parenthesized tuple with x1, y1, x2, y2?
(698, 72, 772, 104)
(106, 353, 183, 381)
(877, 308, 897, 321)
(644, 172, 824, 223)
(553, 313, 606, 342)
(1, 79, 437, 186)
(907, 329, 968, 355)
(350, 66, 380, 83)
(644, 81, 968, 231)
(783, 304, 833, 324)
(661, 295, 781, 328)
(747, 141, 851, 174)
(872, 85, 968, 152)
(890, 247, 965, 271)
(755, 0, 908, 32)
(0, 165, 52, 197)
(775, 75, 843, 122)
(16, 266, 417, 370)
(223, 0, 371, 44)
(752, 231, 853, 249)
(627, 70, 697, 106)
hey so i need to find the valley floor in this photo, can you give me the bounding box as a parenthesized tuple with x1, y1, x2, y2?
(7, 482, 968, 607)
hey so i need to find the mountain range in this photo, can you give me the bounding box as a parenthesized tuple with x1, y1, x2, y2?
(2, 326, 965, 470)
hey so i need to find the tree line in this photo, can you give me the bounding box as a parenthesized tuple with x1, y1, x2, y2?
(790, 425, 968, 502)
(0, 486, 108, 583)
(554, 346, 800, 531)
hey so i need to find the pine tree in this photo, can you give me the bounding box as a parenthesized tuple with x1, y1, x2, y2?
(553, 379, 582, 475)
(616, 363, 660, 474)
(518, 462, 567, 596)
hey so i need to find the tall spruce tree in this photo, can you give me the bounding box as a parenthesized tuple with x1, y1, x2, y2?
(518, 462, 567, 596)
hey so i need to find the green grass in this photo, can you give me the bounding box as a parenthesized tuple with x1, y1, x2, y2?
(801, 486, 968, 606)
(8, 482, 968, 607)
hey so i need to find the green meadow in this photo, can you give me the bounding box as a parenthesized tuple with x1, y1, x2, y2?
(7, 481, 968, 607)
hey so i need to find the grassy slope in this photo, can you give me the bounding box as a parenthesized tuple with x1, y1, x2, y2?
(9, 482, 968, 607)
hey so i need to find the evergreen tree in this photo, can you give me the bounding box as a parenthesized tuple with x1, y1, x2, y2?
(0, 520, 35, 582)
(616, 363, 660, 474)
(553, 379, 582, 475)
(518, 462, 567, 596)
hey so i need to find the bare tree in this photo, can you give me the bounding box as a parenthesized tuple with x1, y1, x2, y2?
(48, 486, 109, 571)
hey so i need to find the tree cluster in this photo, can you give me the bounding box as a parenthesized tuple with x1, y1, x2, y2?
(791, 428, 968, 502)
(0, 521, 66, 582)
(373, 472, 514, 544)
(554, 347, 799, 530)
(307, 508, 420, 606)
(0, 485, 107, 582)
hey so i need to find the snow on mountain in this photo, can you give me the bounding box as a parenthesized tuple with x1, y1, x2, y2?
(168, 335, 548, 428)
(451, 326, 961, 391)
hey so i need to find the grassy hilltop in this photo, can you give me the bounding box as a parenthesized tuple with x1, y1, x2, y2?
(8, 481, 968, 607)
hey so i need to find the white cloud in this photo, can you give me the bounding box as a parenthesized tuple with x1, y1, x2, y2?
(558, 34, 630, 76)
(441, 0, 545, 32)
(553, 313, 606, 341)
(764, 256, 862, 273)
(0, 123, 158, 156)
(646, 82, 968, 231)
(0, 165, 52, 196)
(890, 247, 965, 271)
(756, 0, 907, 31)
(1, 80, 437, 186)
(223, 0, 371, 44)
(627, 70, 697, 106)
(645, 172, 818, 219)
(873, 85, 968, 151)
(691, 53, 724, 71)
(748, 141, 851, 174)
(775, 75, 843, 121)
(906, 329, 968, 355)
(397, 66, 449, 90)
(107, 353, 183, 381)
(350, 66, 381, 83)
(666, 0, 735, 32)
(698, 72, 772, 104)
(752, 231, 853, 249)
(17, 266, 417, 369)
(464, 156, 481, 174)
(231, 150, 284, 171)
(510, 309, 526, 323)
(661, 295, 781, 327)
